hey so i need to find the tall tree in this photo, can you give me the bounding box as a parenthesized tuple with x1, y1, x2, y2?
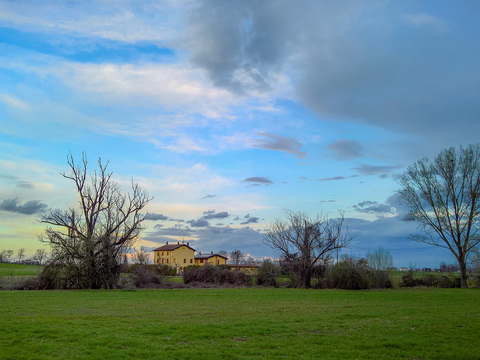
(39, 153, 152, 289)
(230, 249, 244, 265)
(16, 248, 26, 263)
(366, 247, 393, 271)
(399, 144, 480, 288)
(0, 249, 14, 263)
(264, 210, 351, 288)
(33, 248, 48, 265)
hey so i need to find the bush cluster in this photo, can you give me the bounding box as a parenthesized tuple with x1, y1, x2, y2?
(183, 264, 251, 286)
(322, 260, 393, 290)
(400, 271, 461, 288)
(127, 264, 177, 277)
(256, 260, 279, 287)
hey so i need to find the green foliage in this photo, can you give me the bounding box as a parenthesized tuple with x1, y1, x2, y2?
(183, 264, 251, 286)
(256, 260, 279, 287)
(131, 265, 162, 288)
(0, 288, 479, 359)
(327, 259, 393, 290)
(400, 271, 461, 288)
(127, 264, 177, 276)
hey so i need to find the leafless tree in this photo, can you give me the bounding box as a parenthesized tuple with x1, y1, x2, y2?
(230, 249, 244, 265)
(33, 248, 48, 265)
(16, 248, 26, 263)
(366, 247, 393, 271)
(39, 153, 152, 289)
(0, 249, 14, 263)
(264, 210, 352, 288)
(133, 246, 152, 265)
(399, 144, 480, 288)
(218, 250, 228, 257)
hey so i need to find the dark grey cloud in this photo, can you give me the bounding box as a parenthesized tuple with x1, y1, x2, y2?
(301, 175, 359, 182)
(326, 139, 363, 161)
(352, 164, 400, 177)
(202, 194, 216, 199)
(186, 1, 480, 148)
(202, 210, 230, 220)
(354, 200, 396, 215)
(242, 176, 273, 185)
(146, 213, 169, 221)
(0, 198, 47, 215)
(241, 214, 259, 225)
(188, 219, 210, 228)
(344, 215, 453, 268)
(253, 133, 306, 159)
(0, 174, 34, 189)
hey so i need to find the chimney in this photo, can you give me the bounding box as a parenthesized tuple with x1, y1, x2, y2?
(187, 242, 189, 246)
(166, 241, 168, 245)
(178, 241, 180, 245)
(211, 251, 213, 255)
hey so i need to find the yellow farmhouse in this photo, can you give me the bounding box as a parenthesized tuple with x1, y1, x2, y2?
(153, 242, 195, 271)
(153, 242, 228, 273)
(194, 252, 228, 266)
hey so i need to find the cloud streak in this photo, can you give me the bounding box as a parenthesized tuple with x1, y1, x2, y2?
(0, 198, 47, 215)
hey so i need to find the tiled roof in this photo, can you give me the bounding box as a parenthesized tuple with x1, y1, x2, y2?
(153, 243, 195, 252)
(195, 253, 228, 260)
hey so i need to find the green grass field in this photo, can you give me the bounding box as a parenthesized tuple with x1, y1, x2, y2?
(1, 288, 479, 359)
(0, 263, 43, 277)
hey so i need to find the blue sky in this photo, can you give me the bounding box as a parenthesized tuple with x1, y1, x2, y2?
(1, 0, 479, 267)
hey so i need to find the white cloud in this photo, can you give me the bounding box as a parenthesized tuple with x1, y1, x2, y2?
(0, 0, 185, 43)
(0, 93, 31, 111)
(403, 13, 445, 29)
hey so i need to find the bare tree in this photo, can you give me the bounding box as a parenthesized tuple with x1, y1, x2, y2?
(264, 210, 352, 288)
(39, 153, 152, 289)
(133, 246, 152, 265)
(0, 249, 14, 263)
(399, 144, 480, 288)
(218, 250, 228, 257)
(366, 247, 393, 271)
(230, 249, 244, 265)
(33, 248, 48, 265)
(16, 248, 26, 263)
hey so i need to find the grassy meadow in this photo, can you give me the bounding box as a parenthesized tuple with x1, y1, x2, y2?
(1, 287, 479, 359)
(0, 263, 43, 277)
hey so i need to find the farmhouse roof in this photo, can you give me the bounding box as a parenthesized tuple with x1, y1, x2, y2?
(195, 252, 228, 260)
(153, 242, 195, 252)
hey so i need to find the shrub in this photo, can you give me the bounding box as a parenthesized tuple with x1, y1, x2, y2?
(183, 265, 251, 286)
(131, 265, 162, 288)
(329, 262, 367, 290)
(256, 260, 278, 287)
(183, 264, 219, 284)
(151, 264, 177, 276)
(326, 260, 393, 290)
(400, 271, 461, 288)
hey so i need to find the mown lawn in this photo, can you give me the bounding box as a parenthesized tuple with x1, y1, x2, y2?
(1, 288, 479, 359)
(0, 263, 43, 277)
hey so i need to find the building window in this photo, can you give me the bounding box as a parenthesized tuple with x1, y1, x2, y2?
(190, 259, 193, 263)
(162, 252, 164, 256)
(161, 259, 164, 264)
(184, 259, 186, 263)
(200, 259, 204, 263)
(166, 259, 169, 263)
(166, 252, 169, 256)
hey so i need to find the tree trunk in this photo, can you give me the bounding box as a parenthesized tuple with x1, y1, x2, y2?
(298, 269, 312, 289)
(459, 259, 468, 288)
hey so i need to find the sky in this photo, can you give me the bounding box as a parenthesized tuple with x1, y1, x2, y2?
(1, 0, 479, 268)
